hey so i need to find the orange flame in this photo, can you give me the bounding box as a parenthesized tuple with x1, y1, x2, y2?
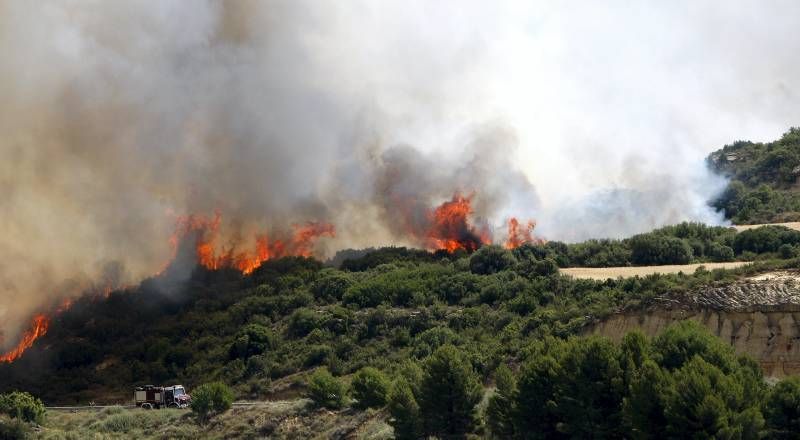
(504, 217, 544, 249)
(0, 314, 50, 363)
(425, 193, 491, 252)
(168, 213, 335, 274)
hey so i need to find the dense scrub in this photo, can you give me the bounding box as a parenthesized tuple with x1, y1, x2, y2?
(4, 236, 785, 404)
(3, 224, 800, 437)
(519, 222, 800, 267)
(709, 127, 800, 223)
(481, 321, 800, 439)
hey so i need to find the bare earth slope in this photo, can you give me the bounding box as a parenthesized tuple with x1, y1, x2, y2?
(591, 271, 800, 377)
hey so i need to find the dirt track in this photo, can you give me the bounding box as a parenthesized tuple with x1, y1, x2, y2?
(561, 262, 752, 280)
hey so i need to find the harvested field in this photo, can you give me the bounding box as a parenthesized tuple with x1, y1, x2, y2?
(734, 222, 800, 232)
(561, 262, 752, 280)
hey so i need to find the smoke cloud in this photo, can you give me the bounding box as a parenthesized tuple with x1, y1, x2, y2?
(2, 1, 800, 343)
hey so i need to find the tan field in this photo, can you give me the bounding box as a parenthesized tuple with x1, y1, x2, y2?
(562, 262, 752, 280)
(733, 222, 800, 232)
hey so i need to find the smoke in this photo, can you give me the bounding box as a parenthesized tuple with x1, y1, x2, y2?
(2, 0, 800, 343)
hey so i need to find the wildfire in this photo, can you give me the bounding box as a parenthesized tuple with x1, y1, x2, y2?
(504, 217, 544, 249)
(425, 193, 491, 252)
(0, 314, 50, 363)
(170, 212, 335, 274)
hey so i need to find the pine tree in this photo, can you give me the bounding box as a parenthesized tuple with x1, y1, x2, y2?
(417, 345, 482, 439)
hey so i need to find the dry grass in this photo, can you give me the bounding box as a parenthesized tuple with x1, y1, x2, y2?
(733, 222, 800, 232)
(36, 399, 392, 440)
(561, 262, 752, 280)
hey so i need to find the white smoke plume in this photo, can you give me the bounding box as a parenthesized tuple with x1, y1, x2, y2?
(2, 0, 800, 343)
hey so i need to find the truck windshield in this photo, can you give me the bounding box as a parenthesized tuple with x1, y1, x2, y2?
(174, 388, 184, 396)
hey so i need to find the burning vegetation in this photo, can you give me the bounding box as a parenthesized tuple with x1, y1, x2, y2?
(170, 213, 336, 275)
(0, 315, 49, 363)
(1, 192, 540, 363)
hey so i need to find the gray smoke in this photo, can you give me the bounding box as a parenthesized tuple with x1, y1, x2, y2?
(2, 1, 800, 345)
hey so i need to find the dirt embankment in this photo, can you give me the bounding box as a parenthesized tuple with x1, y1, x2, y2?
(590, 271, 800, 378)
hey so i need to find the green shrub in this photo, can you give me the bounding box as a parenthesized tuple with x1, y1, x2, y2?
(0, 391, 46, 424)
(191, 382, 234, 420)
(288, 308, 322, 338)
(629, 234, 693, 265)
(311, 272, 354, 302)
(350, 367, 390, 409)
(306, 368, 346, 409)
(229, 323, 278, 359)
(469, 245, 517, 275)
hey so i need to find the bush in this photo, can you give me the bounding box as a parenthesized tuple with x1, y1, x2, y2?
(307, 368, 346, 409)
(0, 391, 46, 424)
(311, 272, 354, 302)
(629, 234, 692, 265)
(707, 242, 735, 262)
(229, 323, 278, 359)
(191, 382, 234, 420)
(288, 308, 321, 338)
(469, 245, 517, 275)
(350, 367, 390, 409)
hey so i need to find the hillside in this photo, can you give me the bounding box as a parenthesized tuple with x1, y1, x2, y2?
(709, 127, 800, 223)
(4, 230, 800, 437)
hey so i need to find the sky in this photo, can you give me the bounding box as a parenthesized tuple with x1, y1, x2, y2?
(1, 0, 799, 341)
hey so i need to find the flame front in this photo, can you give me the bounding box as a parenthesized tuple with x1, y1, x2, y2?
(424, 193, 491, 252)
(0, 314, 50, 363)
(170, 213, 335, 274)
(505, 217, 544, 249)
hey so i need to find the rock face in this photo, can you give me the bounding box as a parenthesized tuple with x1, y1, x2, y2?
(590, 272, 800, 378)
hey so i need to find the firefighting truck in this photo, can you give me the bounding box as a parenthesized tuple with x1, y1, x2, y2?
(134, 385, 191, 409)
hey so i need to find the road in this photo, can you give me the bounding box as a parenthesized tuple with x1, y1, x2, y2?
(45, 401, 271, 411)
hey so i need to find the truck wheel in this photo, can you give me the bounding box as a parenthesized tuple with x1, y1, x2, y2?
(140, 403, 153, 410)
(168, 402, 178, 408)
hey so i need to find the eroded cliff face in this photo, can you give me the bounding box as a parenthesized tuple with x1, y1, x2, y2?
(590, 271, 800, 377)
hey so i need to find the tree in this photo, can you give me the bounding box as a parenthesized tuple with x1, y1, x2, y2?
(652, 320, 736, 372)
(623, 360, 673, 439)
(191, 382, 234, 421)
(554, 337, 625, 438)
(486, 364, 516, 439)
(513, 355, 561, 439)
(0, 391, 46, 424)
(764, 376, 800, 439)
(665, 357, 763, 439)
(417, 345, 483, 438)
(387, 378, 422, 440)
(350, 367, 390, 409)
(469, 245, 517, 275)
(619, 331, 649, 389)
(306, 368, 346, 409)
